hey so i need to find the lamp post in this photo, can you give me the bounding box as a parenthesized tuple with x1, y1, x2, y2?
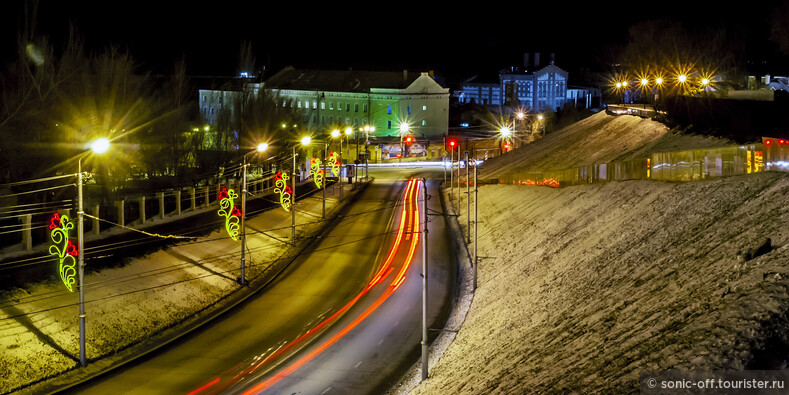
(293, 136, 311, 246)
(322, 142, 327, 219)
(77, 137, 110, 367)
(421, 177, 429, 382)
(361, 125, 374, 180)
(399, 123, 410, 163)
(331, 129, 347, 202)
(240, 142, 268, 286)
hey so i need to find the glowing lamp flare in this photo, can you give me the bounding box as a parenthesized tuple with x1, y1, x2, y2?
(48, 213, 78, 292)
(90, 138, 110, 154)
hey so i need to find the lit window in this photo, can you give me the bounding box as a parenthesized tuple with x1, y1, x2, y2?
(407, 106, 411, 114)
(321, 102, 326, 110)
(387, 105, 392, 114)
(422, 120, 427, 126)
(422, 105, 427, 111)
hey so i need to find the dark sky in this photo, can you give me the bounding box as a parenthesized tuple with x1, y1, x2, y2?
(2, 1, 786, 85)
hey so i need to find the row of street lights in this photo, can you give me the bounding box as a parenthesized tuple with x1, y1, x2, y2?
(69, 131, 357, 367)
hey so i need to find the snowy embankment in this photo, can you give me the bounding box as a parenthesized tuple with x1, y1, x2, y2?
(481, 111, 735, 178)
(409, 112, 789, 393)
(413, 173, 789, 393)
(0, 185, 355, 394)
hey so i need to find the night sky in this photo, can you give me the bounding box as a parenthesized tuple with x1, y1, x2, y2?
(1, 1, 786, 85)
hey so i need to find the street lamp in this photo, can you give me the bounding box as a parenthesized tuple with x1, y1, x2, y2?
(240, 142, 269, 286)
(77, 137, 111, 367)
(361, 125, 374, 180)
(292, 136, 311, 246)
(399, 123, 410, 163)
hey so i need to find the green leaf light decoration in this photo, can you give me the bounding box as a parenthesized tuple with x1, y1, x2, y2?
(217, 187, 241, 241)
(328, 152, 341, 177)
(274, 172, 292, 212)
(48, 213, 78, 292)
(310, 157, 324, 188)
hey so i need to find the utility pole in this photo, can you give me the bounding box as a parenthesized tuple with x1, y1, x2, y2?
(240, 160, 248, 285)
(292, 147, 297, 246)
(421, 177, 429, 382)
(474, 159, 478, 290)
(77, 159, 86, 367)
(466, 151, 470, 244)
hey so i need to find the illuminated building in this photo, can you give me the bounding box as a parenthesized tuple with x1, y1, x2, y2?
(456, 52, 600, 112)
(263, 67, 450, 137)
(199, 68, 450, 137)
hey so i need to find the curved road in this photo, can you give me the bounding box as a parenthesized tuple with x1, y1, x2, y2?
(66, 167, 455, 395)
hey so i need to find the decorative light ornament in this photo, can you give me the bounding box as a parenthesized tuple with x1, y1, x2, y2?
(310, 158, 324, 188)
(327, 152, 341, 177)
(274, 172, 292, 211)
(217, 187, 241, 241)
(48, 213, 78, 292)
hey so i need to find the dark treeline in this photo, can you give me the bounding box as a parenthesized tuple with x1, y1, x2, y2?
(0, 23, 305, 203)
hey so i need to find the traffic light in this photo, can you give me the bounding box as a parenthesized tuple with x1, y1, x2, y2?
(405, 136, 414, 143)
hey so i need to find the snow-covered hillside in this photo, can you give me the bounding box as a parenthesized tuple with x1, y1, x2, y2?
(409, 113, 789, 394)
(480, 111, 735, 178)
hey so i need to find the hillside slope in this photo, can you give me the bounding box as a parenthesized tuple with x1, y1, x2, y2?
(413, 172, 788, 394)
(480, 111, 735, 178)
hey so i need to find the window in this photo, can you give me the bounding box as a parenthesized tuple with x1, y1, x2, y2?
(422, 105, 427, 111)
(387, 105, 392, 114)
(407, 106, 411, 115)
(363, 104, 368, 112)
(422, 120, 427, 126)
(313, 101, 317, 109)
(329, 102, 334, 110)
(387, 120, 392, 129)
(354, 104, 359, 112)
(346, 103, 350, 112)
(321, 102, 326, 110)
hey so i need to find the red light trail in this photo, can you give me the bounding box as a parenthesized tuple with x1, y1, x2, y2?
(188, 178, 424, 395)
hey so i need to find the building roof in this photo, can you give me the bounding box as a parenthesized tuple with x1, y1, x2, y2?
(263, 66, 423, 93)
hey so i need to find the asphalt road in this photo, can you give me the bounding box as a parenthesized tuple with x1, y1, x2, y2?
(66, 167, 455, 395)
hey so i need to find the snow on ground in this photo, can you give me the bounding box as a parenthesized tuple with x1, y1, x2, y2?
(409, 113, 789, 394)
(0, 183, 356, 394)
(480, 111, 735, 179)
(412, 173, 789, 394)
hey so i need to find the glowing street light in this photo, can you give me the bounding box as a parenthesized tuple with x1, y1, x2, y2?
(90, 138, 110, 154)
(76, 137, 111, 367)
(399, 123, 410, 163)
(678, 74, 687, 83)
(240, 141, 270, 285)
